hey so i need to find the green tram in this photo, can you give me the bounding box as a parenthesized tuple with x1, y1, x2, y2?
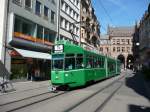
(51, 40, 121, 89)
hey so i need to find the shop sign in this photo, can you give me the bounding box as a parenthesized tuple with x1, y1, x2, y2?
(9, 50, 20, 57)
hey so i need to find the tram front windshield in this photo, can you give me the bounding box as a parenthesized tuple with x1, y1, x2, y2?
(52, 54, 64, 70)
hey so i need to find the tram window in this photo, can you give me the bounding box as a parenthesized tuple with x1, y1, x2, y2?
(76, 54, 84, 69)
(93, 57, 97, 68)
(52, 59, 63, 70)
(65, 54, 75, 70)
(96, 58, 101, 68)
(86, 56, 93, 68)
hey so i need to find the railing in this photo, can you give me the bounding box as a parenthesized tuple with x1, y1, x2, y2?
(13, 32, 53, 46)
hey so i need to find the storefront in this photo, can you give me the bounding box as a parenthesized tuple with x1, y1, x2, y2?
(10, 48, 51, 81)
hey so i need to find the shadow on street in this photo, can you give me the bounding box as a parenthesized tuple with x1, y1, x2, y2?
(128, 104, 150, 112)
(125, 71, 150, 101)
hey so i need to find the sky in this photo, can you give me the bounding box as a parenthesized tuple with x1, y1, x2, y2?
(92, 0, 150, 34)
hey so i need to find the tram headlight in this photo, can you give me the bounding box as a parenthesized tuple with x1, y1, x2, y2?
(56, 76, 59, 79)
(65, 74, 68, 77)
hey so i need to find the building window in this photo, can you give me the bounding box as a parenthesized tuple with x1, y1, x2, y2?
(113, 47, 115, 52)
(61, 0, 65, 10)
(51, 0, 56, 5)
(127, 47, 130, 52)
(122, 47, 125, 52)
(117, 47, 120, 52)
(25, 0, 32, 10)
(122, 39, 125, 44)
(44, 6, 49, 19)
(35, 0, 41, 16)
(106, 47, 109, 52)
(65, 20, 68, 29)
(60, 17, 64, 28)
(113, 39, 115, 44)
(127, 39, 130, 44)
(44, 28, 52, 42)
(65, 4, 69, 13)
(117, 39, 120, 44)
(51, 11, 55, 23)
(76, 0, 79, 6)
(13, 0, 22, 6)
(100, 47, 103, 52)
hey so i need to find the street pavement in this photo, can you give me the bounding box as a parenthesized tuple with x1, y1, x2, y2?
(101, 70, 150, 112)
(0, 69, 150, 112)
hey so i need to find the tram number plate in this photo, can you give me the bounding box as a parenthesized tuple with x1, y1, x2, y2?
(54, 45, 63, 53)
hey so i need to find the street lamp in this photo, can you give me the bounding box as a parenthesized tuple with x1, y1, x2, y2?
(136, 42, 140, 46)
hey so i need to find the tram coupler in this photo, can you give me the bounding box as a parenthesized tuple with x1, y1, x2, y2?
(48, 85, 59, 92)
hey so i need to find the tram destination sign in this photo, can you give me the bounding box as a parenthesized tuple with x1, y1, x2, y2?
(53, 45, 64, 53)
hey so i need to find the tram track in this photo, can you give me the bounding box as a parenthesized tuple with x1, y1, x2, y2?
(0, 72, 127, 112)
(63, 75, 125, 112)
(0, 90, 69, 112)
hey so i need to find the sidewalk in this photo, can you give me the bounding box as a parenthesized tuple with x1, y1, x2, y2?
(0, 80, 50, 95)
(0, 80, 51, 105)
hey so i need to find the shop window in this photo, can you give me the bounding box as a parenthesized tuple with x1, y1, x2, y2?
(35, 0, 41, 16)
(37, 25, 43, 39)
(44, 6, 49, 19)
(25, 0, 32, 11)
(51, 10, 55, 24)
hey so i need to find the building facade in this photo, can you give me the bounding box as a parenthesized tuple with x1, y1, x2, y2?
(133, 23, 140, 70)
(59, 0, 80, 43)
(138, 4, 150, 69)
(108, 26, 135, 69)
(5, 0, 58, 80)
(0, 0, 8, 64)
(80, 0, 100, 48)
(99, 35, 111, 56)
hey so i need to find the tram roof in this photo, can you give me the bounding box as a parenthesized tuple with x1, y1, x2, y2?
(54, 40, 118, 61)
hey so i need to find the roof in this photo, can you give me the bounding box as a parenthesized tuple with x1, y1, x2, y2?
(108, 26, 135, 37)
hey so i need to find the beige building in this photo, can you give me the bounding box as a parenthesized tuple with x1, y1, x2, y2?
(80, 0, 100, 48)
(99, 35, 111, 56)
(101, 26, 135, 68)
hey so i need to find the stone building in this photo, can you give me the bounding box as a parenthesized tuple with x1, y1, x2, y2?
(99, 35, 111, 56)
(138, 3, 150, 68)
(80, 0, 100, 48)
(108, 26, 135, 69)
